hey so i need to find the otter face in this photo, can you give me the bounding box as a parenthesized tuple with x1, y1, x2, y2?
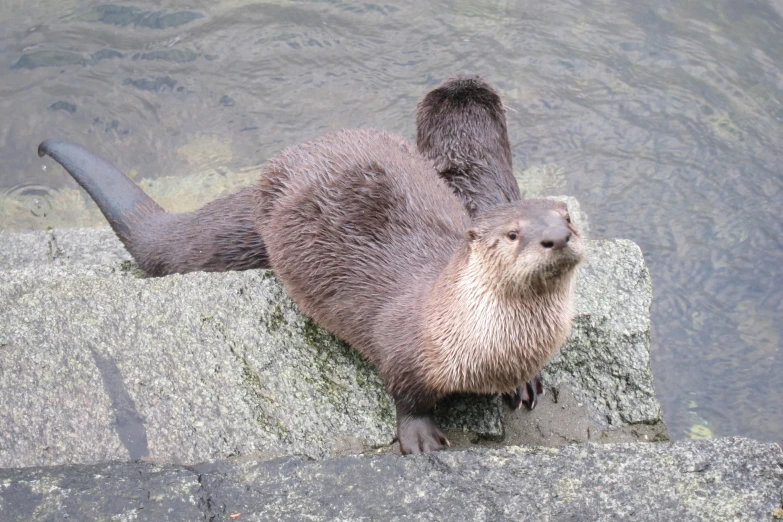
(467, 199, 585, 290)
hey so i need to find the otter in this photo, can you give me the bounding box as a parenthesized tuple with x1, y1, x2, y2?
(38, 76, 574, 435)
(256, 128, 584, 453)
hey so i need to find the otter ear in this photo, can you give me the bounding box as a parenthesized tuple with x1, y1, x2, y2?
(466, 228, 479, 242)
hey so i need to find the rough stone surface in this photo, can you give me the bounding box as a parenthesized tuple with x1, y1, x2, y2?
(0, 227, 131, 271)
(0, 462, 202, 521)
(0, 268, 394, 467)
(545, 238, 661, 428)
(1, 203, 776, 520)
(0, 439, 780, 521)
(0, 223, 663, 467)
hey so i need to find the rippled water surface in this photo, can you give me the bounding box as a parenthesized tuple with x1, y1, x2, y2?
(1, 0, 781, 445)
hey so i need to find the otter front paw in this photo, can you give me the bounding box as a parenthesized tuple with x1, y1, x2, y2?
(507, 373, 545, 410)
(397, 414, 450, 454)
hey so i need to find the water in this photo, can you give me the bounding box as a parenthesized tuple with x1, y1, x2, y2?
(1, 0, 781, 445)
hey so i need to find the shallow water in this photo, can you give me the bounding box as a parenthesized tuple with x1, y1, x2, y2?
(1, 0, 781, 445)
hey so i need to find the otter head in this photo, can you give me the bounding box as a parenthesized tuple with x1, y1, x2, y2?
(466, 199, 585, 294)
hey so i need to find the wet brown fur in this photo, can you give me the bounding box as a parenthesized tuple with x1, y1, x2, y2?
(255, 128, 584, 452)
(417, 76, 521, 217)
(132, 187, 268, 275)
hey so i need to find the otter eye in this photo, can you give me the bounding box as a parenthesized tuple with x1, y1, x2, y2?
(507, 231, 519, 241)
(565, 213, 571, 224)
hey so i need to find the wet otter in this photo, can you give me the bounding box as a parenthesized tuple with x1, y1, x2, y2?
(38, 76, 574, 440)
(256, 128, 584, 453)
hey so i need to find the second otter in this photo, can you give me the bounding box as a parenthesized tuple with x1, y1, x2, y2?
(257, 129, 584, 453)
(417, 75, 520, 217)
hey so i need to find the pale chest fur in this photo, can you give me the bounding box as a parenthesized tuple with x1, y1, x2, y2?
(423, 265, 576, 396)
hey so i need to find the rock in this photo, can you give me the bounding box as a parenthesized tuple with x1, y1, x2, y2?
(546, 238, 661, 428)
(0, 222, 665, 467)
(0, 438, 780, 521)
(0, 267, 395, 467)
(0, 228, 131, 272)
(0, 461, 203, 521)
(2, 205, 777, 519)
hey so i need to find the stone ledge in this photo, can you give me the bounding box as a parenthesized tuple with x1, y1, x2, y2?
(0, 228, 664, 467)
(0, 438, 779, 521)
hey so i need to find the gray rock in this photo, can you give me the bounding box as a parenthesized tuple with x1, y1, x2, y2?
(545, 238, 661, 428)
(0, 268, 395, 467)
(0, 439, 780, 521)
(0, 223, 664, 467)
(49, 227, 134, 268)
(0, 461, 203, 521)
(0, 228, 131, 272)
(0, 229, 51, 270)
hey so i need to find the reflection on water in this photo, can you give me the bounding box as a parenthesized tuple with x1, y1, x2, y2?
(1, 0, 781, 445)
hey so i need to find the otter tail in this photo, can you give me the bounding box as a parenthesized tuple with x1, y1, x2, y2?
(39, 140, 164, 245)
(38, 140, 269, 276)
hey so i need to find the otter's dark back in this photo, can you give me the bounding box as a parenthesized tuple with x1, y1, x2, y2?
(416, 76, 520, 216)
(256, 129, 470, 359)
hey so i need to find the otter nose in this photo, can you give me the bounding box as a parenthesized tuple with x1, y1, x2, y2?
(540, 227, 571, 250)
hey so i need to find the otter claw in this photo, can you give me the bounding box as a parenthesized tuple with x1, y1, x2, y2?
(507, 373, 545, 410)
